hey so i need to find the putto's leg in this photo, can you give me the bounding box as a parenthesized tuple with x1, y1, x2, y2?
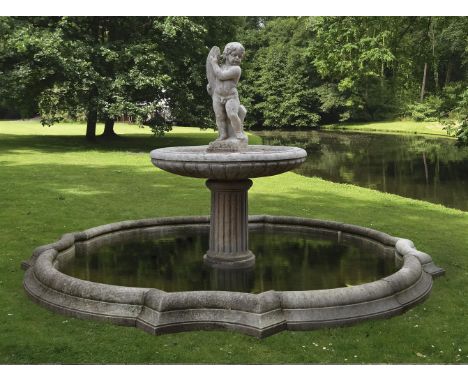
(239, 104, 247, 125)
(226, 99, 246, 140)
(216, 118, 228, 140)
(213, 98, 228, 140)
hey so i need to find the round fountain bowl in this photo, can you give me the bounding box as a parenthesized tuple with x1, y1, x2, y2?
(22, 215, 444, 338)
(150, 145, 307, 180)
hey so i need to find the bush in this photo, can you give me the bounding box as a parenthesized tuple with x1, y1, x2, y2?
(407, 96, 444, 121)
(441, 82, 466, 112)
(442, 88, 468, 145)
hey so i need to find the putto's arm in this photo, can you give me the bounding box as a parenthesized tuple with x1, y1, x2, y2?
(211, 58, 241, 81)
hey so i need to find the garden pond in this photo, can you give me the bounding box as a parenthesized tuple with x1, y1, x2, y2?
(259, 130, 468, 211)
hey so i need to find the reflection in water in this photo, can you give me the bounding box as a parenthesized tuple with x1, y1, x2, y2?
(210, 267, 255, 292)
(60, 229, 398, 293)
(259, 130, 468, 211)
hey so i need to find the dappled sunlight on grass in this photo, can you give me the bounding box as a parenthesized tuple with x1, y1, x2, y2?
(0, 120, 155, 136)
(56, 187, 109, 196)
(0, 130, 261, 161)
(323, 120, 449, 137)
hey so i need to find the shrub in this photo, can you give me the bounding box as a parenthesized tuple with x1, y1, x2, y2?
(442, 88, 468, 145)
(407, 96, 444, 121)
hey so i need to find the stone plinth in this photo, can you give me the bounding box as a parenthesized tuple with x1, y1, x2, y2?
(204, 179, 254, 268)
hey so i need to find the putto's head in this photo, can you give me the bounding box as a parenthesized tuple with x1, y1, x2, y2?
(223, 42, 245, 66)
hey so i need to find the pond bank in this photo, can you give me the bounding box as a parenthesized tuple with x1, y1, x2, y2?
(321, 120, 449, 137)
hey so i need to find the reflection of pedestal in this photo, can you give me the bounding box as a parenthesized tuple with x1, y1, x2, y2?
(209, 266, 255, 292)
(203, 179, 255, 269)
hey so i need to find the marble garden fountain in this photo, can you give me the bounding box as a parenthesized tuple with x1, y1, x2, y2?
(22, 42, 444, 338)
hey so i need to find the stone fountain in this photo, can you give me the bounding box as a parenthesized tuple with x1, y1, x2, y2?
(22, 42, 444, 338)
(151, 42, 307, 270)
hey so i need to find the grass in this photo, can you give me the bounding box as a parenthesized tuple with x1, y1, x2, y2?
(322, 120, 450, 137)
(0, 120, 467, 364)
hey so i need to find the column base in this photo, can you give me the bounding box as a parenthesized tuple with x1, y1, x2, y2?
(203, 250, 255, 269)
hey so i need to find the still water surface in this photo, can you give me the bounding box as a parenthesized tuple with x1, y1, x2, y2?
(260, 130, 468, 211)
(60, 229, 398, 293)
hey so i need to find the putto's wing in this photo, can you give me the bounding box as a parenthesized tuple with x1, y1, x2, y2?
(206, 46, 220, 96)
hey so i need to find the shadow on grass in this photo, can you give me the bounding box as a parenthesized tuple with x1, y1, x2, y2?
(0, 132, 220, 155)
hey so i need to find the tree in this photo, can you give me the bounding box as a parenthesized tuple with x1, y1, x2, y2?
(155, 16, 242, 129)
(0, 17, 56, 119)
(0, 16, 242, 140)
(2, 16, 467, 135)
(443, 88, 468, 145)
(239, 17, 321, 130)
(308, 17, 403, 121)
(403, 17, 468, 122)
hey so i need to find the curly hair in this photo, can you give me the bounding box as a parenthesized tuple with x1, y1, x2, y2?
(223, 42, 245, 57)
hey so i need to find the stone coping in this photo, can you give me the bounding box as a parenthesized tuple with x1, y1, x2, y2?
(22, 215, 445, 338)
(150, 145, 307, 162)
(150, 145, 307, 179)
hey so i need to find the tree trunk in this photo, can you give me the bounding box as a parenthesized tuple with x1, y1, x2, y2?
(86, 109, 97, 141)
(380, 61, 385, 88)
(103, 119, 117, 138)
(429, 17, 439, 92)
(433, 65, 439, 93)
(420, 62, 428, 102)
(444, 60, 452, 86)
(422, 152, 429, 185)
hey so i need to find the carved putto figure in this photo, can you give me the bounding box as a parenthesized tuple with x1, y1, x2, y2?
(206, 42, 248, 152)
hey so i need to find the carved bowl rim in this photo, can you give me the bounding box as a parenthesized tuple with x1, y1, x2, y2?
(150, 145, 307, 163)
(22, 215, 444, 338)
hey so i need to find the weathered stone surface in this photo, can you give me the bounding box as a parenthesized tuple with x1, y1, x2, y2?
(204, 179, 255, 268)
(22, 215, 444, 338)
(206, 43, 248, 151)
(207, 138, 248, 153)
(150, 145, 307, 180)
(395, 239, 445, 277)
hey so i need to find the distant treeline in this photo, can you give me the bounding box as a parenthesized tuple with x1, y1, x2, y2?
(0, 17, 467, 141)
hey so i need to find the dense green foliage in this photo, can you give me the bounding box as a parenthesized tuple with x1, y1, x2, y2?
(0, 121, 467, 364)
(442, 87, 468, 144)
(0, 17, 240, 139)
(239, 17, 468, 137)
(239, 17, 321, 129)
(1, 16, 467, 142)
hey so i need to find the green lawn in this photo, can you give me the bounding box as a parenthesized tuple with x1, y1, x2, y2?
(322, 120, 449, 137)
(0, 121, 467, 364)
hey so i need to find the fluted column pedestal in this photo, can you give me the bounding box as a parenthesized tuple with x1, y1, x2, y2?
(203, 179, 255, 269)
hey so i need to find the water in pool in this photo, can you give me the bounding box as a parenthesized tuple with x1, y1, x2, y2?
(60, 228, 399, 293)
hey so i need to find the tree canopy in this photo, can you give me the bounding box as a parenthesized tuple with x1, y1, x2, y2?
(1, 16, 467, 143)
(0, 16, 240, 139)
